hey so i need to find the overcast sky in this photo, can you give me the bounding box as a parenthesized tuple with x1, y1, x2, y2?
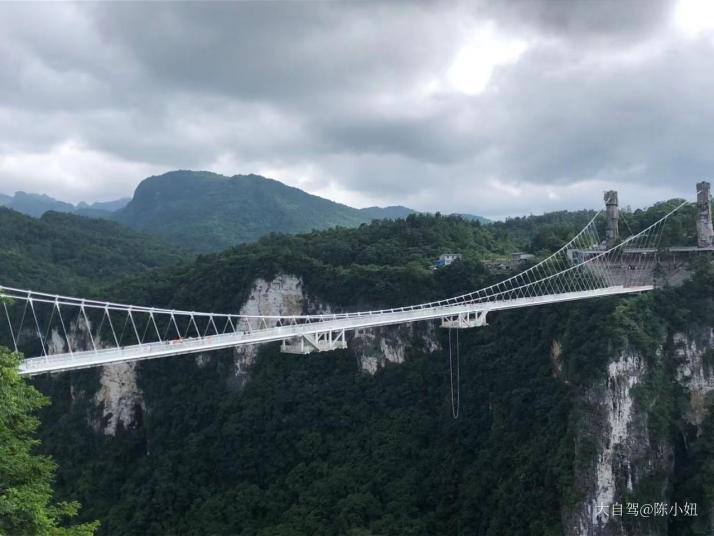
(0, 0, 712, 219)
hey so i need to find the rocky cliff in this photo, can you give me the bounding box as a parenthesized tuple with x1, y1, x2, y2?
(44, 316, 145, 436)
(88, 273, 427, 429)
(230, 274, 307, 385)
(227, 273, 432, 380)
(565, 324, 714, 536)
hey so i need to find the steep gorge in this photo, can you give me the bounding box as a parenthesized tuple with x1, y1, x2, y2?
(32, 264, 714, 536)
(14, 210, 711, 535)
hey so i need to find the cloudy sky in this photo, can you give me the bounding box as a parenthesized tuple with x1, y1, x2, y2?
(0, 0, 713, 219)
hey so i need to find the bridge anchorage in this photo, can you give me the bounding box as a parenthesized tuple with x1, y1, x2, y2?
(0, 184, 710, 376)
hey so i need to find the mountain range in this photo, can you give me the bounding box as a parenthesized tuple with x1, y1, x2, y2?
(0, 191, 130, 218)
(1, 171, 489, 252)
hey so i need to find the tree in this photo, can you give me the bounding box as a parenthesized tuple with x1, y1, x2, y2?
(0, 345, 98, 535)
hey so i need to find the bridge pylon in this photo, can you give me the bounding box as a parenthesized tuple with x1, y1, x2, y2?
(280, 329, 348, 354)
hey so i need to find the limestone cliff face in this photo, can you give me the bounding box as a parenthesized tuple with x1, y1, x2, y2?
(92, 362, 144, 436)
(674, 329, 714, 428)
(351, 323, 440, 374)
(231, 275, 306, 384)
(230, 274, 430, 380)
(566, 327, 714, 536)
(61, 273, 428, 433)
(46, 318, 145, 437)
(567, 352, 659, 536)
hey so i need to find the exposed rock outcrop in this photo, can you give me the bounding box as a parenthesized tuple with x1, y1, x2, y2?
(230, 273, 440, 379)
(46, 318, 146, 436)
(351, 322, 440, 374)
(231, 275, 307, 384)
(92, 362, 144, 436)
(567, 327, 714, 536)
(674, 329, 714, 428)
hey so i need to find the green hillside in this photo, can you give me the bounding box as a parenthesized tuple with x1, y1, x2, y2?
(113, 171, 372, 251)
(108, 213, 519, 313)
(113, 171, 488, 252)
(0, 208, 185, 295)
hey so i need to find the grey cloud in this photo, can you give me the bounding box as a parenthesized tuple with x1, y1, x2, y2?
(88, 2, 450, 104)
(488, 39, 714, 187)
(0, 0, 710, 216)
(311, 109, 487, 164)
(481, 0, 674, 41)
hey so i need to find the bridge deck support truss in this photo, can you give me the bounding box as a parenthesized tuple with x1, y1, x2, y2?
(280, 329, 347, 354)
(440, 310, 488, 329)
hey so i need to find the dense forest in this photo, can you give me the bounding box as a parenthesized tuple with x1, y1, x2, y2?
(0, 208, 184, 294)
(0, 346, 99, 535)
(109, 212, 521, 314)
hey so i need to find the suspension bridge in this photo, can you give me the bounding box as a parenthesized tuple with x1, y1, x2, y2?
(0, 194, 706, 376)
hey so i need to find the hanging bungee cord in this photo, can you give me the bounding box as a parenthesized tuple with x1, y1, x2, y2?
(447, 327, 460, 419)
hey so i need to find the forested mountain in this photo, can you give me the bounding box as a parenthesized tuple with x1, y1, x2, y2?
(112, 170, 372, 251)
(0, 191, 130, 219)
(106, 213, 519, 313)
(358, 205, 416, 220)
(18, 203, 714, 536)
(0, 191, 75, 217)
(1, 172, 490, 252)
(112, 171, 489, 252)
(0, 208, 184, 294)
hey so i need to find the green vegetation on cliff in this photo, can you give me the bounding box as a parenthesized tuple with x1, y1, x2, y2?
(32, 213, 576, 535)
(0, 208, 185, 294)
(111, 212, 519, 314)
(0, 347, 98, 535)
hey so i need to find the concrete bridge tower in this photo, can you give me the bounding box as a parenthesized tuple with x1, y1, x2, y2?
(697, 181, 713, 248)
(604, 190, 619, 248)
